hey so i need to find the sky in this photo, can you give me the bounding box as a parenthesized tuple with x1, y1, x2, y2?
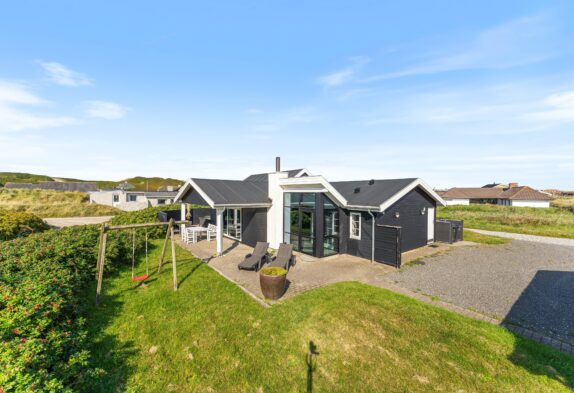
(1, 1, 573, 189)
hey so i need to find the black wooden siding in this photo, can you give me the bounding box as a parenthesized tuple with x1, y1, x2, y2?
(340, 186, 437, 261)
(377, 187, 435, 252)
(241, 208, 268, 247)
(181, 188, 210, 206)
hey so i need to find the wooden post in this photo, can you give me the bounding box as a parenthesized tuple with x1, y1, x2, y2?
(157, 219, 173, 273)
(170, 223, 178, 291)
(95, 232, 108, 305)
(95, 224, 106, 280)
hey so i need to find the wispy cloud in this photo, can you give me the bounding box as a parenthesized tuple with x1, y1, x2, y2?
(0, 81, 77, 132)
(317, 56, 370, 87)
(85, 100, 129, 119)
(39, 61, 92, 87)
(360, 14, 560, 82)
(524, 91, 574, 123)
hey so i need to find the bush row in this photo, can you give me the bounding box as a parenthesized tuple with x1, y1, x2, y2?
(0, 226, 137, 392)
(0, 209, 49, 241)
(110, 204, 182, 238)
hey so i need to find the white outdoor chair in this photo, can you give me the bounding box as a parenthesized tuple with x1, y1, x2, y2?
(185, 227, 198, 244)
(181, 224, 187, 242)
(207, 224, 217, 241)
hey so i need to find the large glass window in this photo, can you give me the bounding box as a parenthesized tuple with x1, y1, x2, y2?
(323, 196, 339, 256)
(224, 208, 241, 240)
(350, 212, 361, 240)
(283, 193, 316, 255)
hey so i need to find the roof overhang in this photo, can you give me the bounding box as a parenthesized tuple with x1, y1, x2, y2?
(174, 178, 216, 208)
(278, 175, 348, 207)
(379, 178, 447, 211)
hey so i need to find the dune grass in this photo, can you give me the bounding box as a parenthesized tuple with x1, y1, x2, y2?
(81, 241, 574, 392)
(553, 196, 574, 210)
(0, 188, 120, 217)
(438, 204, 574, 239)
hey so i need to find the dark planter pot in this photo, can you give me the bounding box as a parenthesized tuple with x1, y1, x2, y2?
(259, 273, 287, 300)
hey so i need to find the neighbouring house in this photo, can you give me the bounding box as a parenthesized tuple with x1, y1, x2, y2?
(4, 181, 98, 192)
(174, 158, 446, 267)
(441, 183, 552, 208)
(89, 189, 177, 211)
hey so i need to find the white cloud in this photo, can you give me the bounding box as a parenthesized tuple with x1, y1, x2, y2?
(85, 100, 129, 119)
(0, 81, 77, 132)
(318, 56, 370, 87)
(360, 14, 558, 82)
(39, 61, 92, 87)
(524, 91, 574, 122)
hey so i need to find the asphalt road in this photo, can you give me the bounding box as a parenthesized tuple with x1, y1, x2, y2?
(386, 240, 574, 343)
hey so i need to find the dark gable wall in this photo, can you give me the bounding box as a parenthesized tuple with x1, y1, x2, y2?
(181, 187, 210, 206)
(241, 208, 268, 247)
(376, 187, 436, 252)
(340, 186, 437, 258)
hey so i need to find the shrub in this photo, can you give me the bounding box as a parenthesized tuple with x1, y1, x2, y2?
(0, 209, 49, 241)
(260, 267, 288, 276)
(0, 226, 135, 392)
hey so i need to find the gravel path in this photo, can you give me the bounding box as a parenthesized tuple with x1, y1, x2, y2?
(385, 240, 574, 343)
(44, 216, 114, 228)
(468, 228, 574, 247)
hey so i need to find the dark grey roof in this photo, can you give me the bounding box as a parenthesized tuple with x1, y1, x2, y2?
(144, 191, 178, 198)
(331, 178, 416, 207)
(244, 168, 304, 182)
(4, 181, 98, 192)
(192, 178, 270, 205)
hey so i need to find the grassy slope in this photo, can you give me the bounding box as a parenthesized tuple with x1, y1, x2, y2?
(553, 197, 574, 210)
(83, 241, 574, 392)
(0, 172, 54, 185)
(438, 204, 574, 239)
(464, 230, 510, 245)
(94, 176, 183, 191)
(0, 189, 120, 217)
(0, 172, 182, 191)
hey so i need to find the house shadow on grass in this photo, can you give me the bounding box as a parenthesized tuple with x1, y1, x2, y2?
(80, 278, 138, 393)
(506, 270, 574, 389)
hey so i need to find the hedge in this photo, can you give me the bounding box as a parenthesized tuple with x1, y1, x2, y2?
(110, 204, 182, 238)
(0, 226, 137, 392)
(0, 209, 49, 241)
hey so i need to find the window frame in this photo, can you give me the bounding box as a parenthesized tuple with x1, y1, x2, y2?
(349, 212, 361, 240)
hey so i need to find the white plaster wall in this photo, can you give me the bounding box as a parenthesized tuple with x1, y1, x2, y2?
(267, 172, 288, 249)
(89, 191, 119, 206)
(510, 200, 550, 208)
(445, 198, 470, 206)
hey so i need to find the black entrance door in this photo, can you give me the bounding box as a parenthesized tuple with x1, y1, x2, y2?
(298, 208, 315, 255)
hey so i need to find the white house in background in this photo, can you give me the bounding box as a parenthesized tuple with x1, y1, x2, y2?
(89, 189, 178, 211)
(440, 183, 552, 208)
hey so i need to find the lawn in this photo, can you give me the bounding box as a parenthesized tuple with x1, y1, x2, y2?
(438, 204, 574, 239)
(464, 230, 510, 245)
(0, 188, 120, 217)
(82, 240, 574, 392)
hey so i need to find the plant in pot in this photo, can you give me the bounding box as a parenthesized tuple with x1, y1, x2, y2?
(259, 266, 288, 300)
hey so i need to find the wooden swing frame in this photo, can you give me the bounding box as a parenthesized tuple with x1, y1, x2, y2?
(95, 218, 190, 305)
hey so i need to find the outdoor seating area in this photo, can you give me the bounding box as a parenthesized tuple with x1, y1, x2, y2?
(181, 223, 217, 244)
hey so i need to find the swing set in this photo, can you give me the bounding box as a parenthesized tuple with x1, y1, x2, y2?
(95, 218, 190, 305)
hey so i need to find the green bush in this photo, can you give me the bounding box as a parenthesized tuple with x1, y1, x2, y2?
(260, 267, 288, 276)
(110, 204, 181, 238)
(0, 209, 49, 241)
(0, 226, 136, 392)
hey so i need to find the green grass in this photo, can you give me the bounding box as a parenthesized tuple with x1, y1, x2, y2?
(0, 188, 120, 217)
(438, 204, 574, 239)
(0, 171, 54, 186)
(464, 230, 510, 245)
(82, 241, 574, 392)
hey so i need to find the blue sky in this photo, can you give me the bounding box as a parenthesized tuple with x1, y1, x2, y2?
(1, 1, 573, 188)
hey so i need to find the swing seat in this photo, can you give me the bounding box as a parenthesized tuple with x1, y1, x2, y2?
(132, 274, 149, 282)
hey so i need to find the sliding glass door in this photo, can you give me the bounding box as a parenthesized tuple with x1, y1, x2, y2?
(284, 193, 315, 255)
(223, 208, 241, 240)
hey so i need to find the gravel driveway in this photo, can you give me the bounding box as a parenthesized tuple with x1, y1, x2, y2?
(385, 240, 574, 343)
(44, 216, 113, 228)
